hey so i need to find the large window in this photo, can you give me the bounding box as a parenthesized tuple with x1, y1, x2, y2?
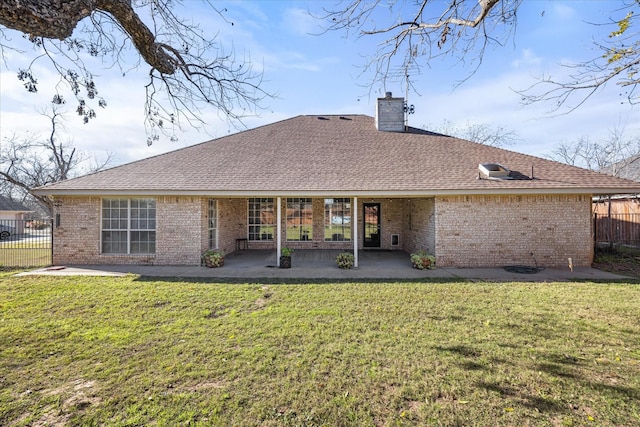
(208, 199, 218, 249)
(324, 198, 351, 241)
(102, 198, 156, 254)
(286, 198, 313, 241)
(248, 198, 275, 241)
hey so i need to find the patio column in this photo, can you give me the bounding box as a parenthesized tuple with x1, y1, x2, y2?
(277, 196, 282, 267)
(353, 196, 358, 268)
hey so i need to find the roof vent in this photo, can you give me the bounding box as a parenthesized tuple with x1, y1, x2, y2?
(479, 163, 512, 179)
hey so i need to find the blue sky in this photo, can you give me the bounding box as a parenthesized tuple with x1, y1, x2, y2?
(1, 0, 638, 167)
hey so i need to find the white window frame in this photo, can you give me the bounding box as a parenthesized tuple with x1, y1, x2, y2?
(324, 198, 352, 242)
(286, 197, 313, 242)
(101, 198, 156, 254)
(208, 199, 218, 249)
(248, 198, 275, 241)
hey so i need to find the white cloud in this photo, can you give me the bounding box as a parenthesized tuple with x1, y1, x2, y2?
(282, 8, 321, 36)
(511, 49, 542, 68)
(550, 3, 577, 20)
(411, 64, 640, 159)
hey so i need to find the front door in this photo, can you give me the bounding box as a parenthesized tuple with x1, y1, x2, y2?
(363, 203, 381, 248)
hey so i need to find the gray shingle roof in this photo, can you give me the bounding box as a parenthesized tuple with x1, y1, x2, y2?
(0, 195, 31, 212)
(35, 115, 640, 196)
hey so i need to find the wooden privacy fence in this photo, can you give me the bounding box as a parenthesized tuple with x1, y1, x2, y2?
(0, 219, 52, 267)
(594, 213, 640, 248)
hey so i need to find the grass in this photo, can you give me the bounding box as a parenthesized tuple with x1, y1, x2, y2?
(1, 273, 639, 426)
(0, 247, 51, 267)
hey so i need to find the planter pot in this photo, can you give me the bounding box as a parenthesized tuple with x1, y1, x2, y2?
(280, 255, 291, 269)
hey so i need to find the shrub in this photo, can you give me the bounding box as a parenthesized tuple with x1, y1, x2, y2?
(336, 252, 355, 269)
(410, 251, 436, 270)
(202, 250, 224, 268)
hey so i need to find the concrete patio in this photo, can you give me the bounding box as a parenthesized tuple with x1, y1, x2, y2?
(18, 250, 633, 282)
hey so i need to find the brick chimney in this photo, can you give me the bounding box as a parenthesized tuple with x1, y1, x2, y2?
(375, 92, 405, 132)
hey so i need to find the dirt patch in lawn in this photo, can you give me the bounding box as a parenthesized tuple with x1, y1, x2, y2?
(30, 380, 101, 426)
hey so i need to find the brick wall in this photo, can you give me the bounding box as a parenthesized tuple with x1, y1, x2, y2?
(434, 194, 593, 267)
(53, 196, 203, 266)
(216, 198, 249, 254)
(154, 196, 201, 265)
(403, 198, 436, 255)
(52, 196, 102, 265)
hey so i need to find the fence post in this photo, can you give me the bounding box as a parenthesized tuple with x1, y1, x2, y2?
(593, 213, 597, 253)
(50, 218, 54, 267)
(607, 195, 613, 249)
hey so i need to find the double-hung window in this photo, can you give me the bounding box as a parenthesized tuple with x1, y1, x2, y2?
(286, 198, 313, 241)
(324, 198, 351, 241)
(102, 198, 156, 254)
(248, 198, 275, 241)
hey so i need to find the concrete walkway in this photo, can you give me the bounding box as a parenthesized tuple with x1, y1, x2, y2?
(17, 250, 633, 282)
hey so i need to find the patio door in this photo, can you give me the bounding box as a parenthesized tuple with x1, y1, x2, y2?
(363, 203, 381, 248)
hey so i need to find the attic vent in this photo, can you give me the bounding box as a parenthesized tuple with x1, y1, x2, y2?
(479, 163, 512, 180)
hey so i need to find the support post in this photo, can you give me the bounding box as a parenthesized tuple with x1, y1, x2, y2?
(277, 196, 282, 267)
(353, 196, 358, 268)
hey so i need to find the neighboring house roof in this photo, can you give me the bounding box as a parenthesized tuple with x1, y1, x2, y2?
(0, 195, 31, 212)
(600, 154, 640, 182)
(34, 114, 640, 197)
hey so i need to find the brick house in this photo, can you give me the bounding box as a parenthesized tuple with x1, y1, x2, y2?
(34, 94, 640, 268)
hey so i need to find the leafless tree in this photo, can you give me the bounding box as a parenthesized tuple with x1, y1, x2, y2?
(321, 0, 522, 93)
(0, 0, 269, 144)
(549, 125, 640, 179)
(0, 107, 114, 212)
(323, 0, 639, 110)
(432, 119, 520, 147)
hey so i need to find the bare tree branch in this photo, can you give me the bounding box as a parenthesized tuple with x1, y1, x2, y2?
(548, 124, 640, 180)
(0, 0, 271, 144)
(432, 119, 520, 147)
(519, 2, 640, 111)
(319, 0, 522, 93)
(0, 107, 115, 212)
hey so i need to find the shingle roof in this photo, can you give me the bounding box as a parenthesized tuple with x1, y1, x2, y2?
(35, 114, 640, 196)
(0, 195, 31, 212)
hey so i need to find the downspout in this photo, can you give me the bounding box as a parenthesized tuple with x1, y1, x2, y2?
(353, 196, 358, 268)
(277, 196, 282, 267)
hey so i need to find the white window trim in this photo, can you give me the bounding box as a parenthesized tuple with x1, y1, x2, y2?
(100, 198, 156, 255)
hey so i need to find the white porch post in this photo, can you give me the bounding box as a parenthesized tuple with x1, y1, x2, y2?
(276, 196, 282, 267)
(353, 196, 358, 268)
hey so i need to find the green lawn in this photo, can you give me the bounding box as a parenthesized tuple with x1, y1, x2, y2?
(0, 247, 51, 267)
(1, 272, 639, 426)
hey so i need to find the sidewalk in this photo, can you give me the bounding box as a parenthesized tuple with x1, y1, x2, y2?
(17, 250, 633, 282)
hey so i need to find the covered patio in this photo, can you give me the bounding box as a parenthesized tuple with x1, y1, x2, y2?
(21, 250, 630, 282)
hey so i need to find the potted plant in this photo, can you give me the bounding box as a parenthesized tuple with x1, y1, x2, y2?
(280, 247, 293, 268)
(202, 249, 225, 268)
(410, 250, 436, 270)
(336, 252, 355, 269)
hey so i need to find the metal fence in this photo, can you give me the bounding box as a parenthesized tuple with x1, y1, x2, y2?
(0, 219, 52, 267)
(594, 213, 640, 248)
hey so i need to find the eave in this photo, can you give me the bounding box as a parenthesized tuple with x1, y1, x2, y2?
(33, 187, 640, 198)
